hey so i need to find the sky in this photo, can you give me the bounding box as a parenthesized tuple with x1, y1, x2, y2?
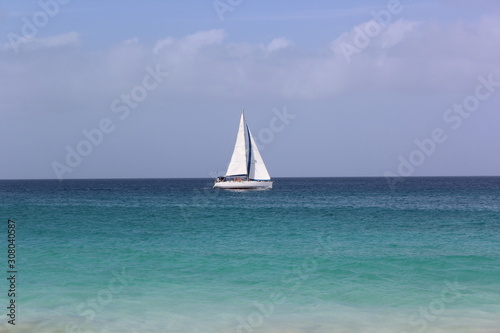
(1, 0, 499, 179)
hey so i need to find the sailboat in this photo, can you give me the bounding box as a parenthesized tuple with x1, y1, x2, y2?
(214, 111, 273, 189)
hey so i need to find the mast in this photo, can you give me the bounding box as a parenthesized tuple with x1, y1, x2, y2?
(246, 124, 252, 178)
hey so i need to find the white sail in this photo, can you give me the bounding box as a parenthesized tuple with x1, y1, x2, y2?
(247, 126, 271, 180)
(224, 112, 248, 177)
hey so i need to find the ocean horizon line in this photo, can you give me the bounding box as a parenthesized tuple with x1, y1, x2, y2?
(1, 175, 500, 181)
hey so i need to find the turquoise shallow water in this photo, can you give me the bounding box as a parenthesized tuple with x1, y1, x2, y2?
(0, 177, 499, 332)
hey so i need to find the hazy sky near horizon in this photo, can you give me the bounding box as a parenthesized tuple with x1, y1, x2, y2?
(1, 0, 500, 179)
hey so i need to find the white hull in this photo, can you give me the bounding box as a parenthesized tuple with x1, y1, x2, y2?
(213, 180, 273, 189)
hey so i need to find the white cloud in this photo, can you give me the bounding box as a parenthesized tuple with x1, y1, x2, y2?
(324, 15, 500, 96)
(2, 18, 500, 113)
(153, 37, 174, 54)
(263, 37, 294, 53)
(180, 29, 227, 52)
(153, 29, 227, 56)
(329, 19, 419, 57)
(379, 19, 419, 49)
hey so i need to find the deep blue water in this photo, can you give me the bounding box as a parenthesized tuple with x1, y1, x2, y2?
(0, 177, 499, 332)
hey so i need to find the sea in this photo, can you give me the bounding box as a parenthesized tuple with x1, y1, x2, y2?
(0, 177, 499, 333)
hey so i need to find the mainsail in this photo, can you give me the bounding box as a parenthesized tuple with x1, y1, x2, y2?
(225, 112, 248, 177)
